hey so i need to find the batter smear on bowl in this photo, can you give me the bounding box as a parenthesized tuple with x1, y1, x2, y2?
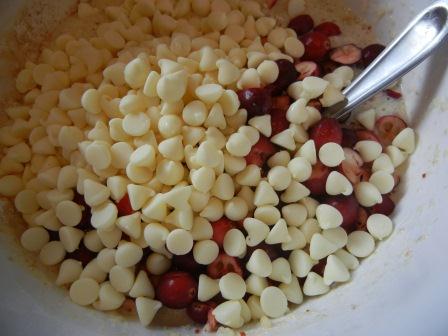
(0, 0, 416, 333)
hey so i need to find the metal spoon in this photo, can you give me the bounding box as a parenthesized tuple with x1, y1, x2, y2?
(325, 0, 448, 120)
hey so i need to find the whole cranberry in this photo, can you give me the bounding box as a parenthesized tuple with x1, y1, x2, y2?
(268, 60, 299, 95)
(172, 253, 204, 274)
(300, 31, 331, 61)
(370, 195, 395, 216)
(186, 301, 217, 324)
(323, 195, 360, 233)
(237, 88, 272, 117)
(288, 15, 314, 35)
(362, 44, 386, 67)
(309, 117, 343, 150)
(156, 271, 197, 309)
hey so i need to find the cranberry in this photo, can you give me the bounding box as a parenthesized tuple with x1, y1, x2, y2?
(67, 245, 96, 266)
(355, 129, 381, 143)
(385, 89, 402, 99)
(205, 309, 218, 332)
(268, 60, 299, 95)
(186, 301, 217, 324)
(311, 259, 326, 276)
(172, 252, 205, 274)
(73, 192, 92, 232)
(245, 242, 283, 261)
(266, 0, 278, 9)
(307, 99, 322, 111)
(295, 61, 321, 80)
(211, 217, 235, 248)
(300, 31, 331, 61)
(323, 195, 360, 233)
(314, 22, 342, 36)
(370, 195, 395, 216)
(207, 253, 243, 279)
(374, 115, 407, 146)
(341, 128, 358, 148)
(272, 95, 291, 110)
(319, 60, 339, 75)
(338, 148, 365, 184)
(237, 88, 272, 118)
(270, 108, 289, 136)
(156, 271, 197, 309)
(303, 161, 331, 196)
(245, 135, 276, 167)
(330, 44, 362, 65)
(356, 208, 369, 231)
(116, 194, 134, 217)
(288, 15, 314, 35)
(362, 44, 386, 67)
(309, 117, 343, 150)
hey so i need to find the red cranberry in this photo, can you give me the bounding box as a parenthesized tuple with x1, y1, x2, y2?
(156, 271, 198, 309)
(307, 99, 322, 111)
(211, 217, 235, 248)
(303, 161, 331, 196)
(355, 129, 381, 143)
(207, 253, 243, 279)
(385, 89, 402, 99)
(73, 192, 92, 232)
(338, 148, 365, 185)
(172, 252, 205, 274)
(341, 128, 358, 148)
(272, 95, 291, 110)
(370, 195, 395, 216)
(300, 31, 331, 61)
(323, 195, 360, 233)
(116, 194, 134, 217)
(309, 117, 343, 150)
(67, 245, 96, 267)
(311, 259, 326, 276)
(205, 309, 218, 332)
(268, 60, 299, 95)
(319, 60, 339, 75)
(237, 88, 272, 118)
(356, 207, 369, 231)
(295, 61, 321, 80)
(266, 0, 278, 9)
(270, 108, 289, 136)
(374, 115, 407, 146)
(362, 44, 386, 67)
(288, 15, 314, 35)
(330, 44, 362, 65)
(245, 135, 276, 167)
(186, 301, 217, 324)
(314, 22, 342, 36)
(245, 242, 283, 261)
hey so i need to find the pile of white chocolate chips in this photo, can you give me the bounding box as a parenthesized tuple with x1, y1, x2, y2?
(0, 0, 417, 332)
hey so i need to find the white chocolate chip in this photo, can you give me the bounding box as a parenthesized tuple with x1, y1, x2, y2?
(129, 271, 155, 299)
(244, 218, 270, 247)
(319, 143, 345, 167)
(219, 273, 246, 300)
(266, 219, 291, 244)
(115, 242, 143, 267)
(39, 241, 66, 265)
(356, 109, 376, 130)
(212, 301, 244, 329)
(223, 229, 246, 257)
(135, 297, 162, 326)
(354, 141, 382, 162)
(282, 226, 307, 251)
(334, 249, 359, 270)
(226, 133, 252, 157)
(260, 286, 288, 318)
(193, 240, 219, 265)
(269, 258, 292, 284)
(325, 171, 353, 196)
(354, 182, 382, 207)
(392, 128, 415, 154)
(56, 259, 82, 286)
(246, 274, 268, 296)
(267, 166, 292, 191)
(246, 249, 272, 278)
(303, 272, 329, 296)
(367, 214, 393, 240)
(279, 276, 303, 304)
(254, 181, 279, 207)
(289, 249, 317, 278)
(20, 227, 49, 252)
(248, 115, 272, 137)
(109, 265, 135, 293)
(288, 157, 312, 182)
(316, 204, 343, 229)
(271, 129, 295, 151)
(347, 231, 375, 258)
(166, 229, 193, 255)
(146, 253, 171, 275)
(323, 254, 350, 285)
(369, 171, 395, 194)
(198, 274, 220, 302)
(69, 278, 99, 306)
(59, 226, 84, 253)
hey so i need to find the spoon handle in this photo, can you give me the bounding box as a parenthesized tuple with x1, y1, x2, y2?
(325, 0, 448, 120)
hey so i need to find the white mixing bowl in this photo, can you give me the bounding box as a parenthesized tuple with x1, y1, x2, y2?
(0, 0, 447, 335)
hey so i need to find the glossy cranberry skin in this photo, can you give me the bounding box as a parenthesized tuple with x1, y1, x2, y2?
(362, 44, 386, 67)
(309, 117, 343, 150)
(186, 301, 217, 324)
(267, 60, 299, 96)
(341, 128, 358, 148)
(314, 22, 342, 36)
(172, 253, 205, 274)
(207, 253, 243, 279)
(288, 14, 314, 35)
(303, 161, 331, 196)
(237, 88, 272, 118)
(300, 31, 331, 61)
(211, 217, 235, 248)
(156, 271, 198, 309)
(370, 195, 395, 216)
(323, 195, 360, 233)
(116, 194, 134, 217)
